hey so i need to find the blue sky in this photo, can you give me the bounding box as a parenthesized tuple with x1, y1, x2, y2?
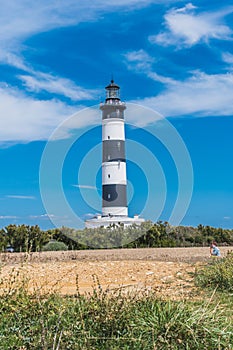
(0, 0, 233, 229)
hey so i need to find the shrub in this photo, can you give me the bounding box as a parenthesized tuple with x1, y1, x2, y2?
(41, 240, 68, 251)
(0, 283, 232, 349)
(0, 271, 232, 349)
(195, 251, 233, 292)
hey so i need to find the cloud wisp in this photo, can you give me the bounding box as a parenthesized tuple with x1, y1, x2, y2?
(73, 185, 99, 190)
(19, 73, 98, 101)
(1, 1, 233, 143)
(133, 70, 233, 118)
(6, 195, 36, 200)
(0, 85, 79, 142)
(0, 0, 157, 58)
(125, 33, 233, 119)
(222, 52, 233, 66)
(0, 1, 158, 144)
(124, 49, 175, 84)
(124, 46, 233, 118)
(29, 213, 56, 219)
(0, 50, 98, 143)
(149, 3, 233, 48)
(0, 216, 18, 219)
(0, 50, 98, 102)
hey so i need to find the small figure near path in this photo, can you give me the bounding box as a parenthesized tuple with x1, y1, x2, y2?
(210, 241, 221, 257)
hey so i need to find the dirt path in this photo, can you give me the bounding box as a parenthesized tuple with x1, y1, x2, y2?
(0, 247, 232, 298)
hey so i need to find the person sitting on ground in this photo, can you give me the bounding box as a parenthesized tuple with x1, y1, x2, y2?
(210, 241, 221, 257)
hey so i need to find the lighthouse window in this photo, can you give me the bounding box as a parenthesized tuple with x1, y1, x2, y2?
(108, 174, 110, 178)
(108, 194, 111, 199)
(108, 155, 110, 160)
(108, 136, 110, 139)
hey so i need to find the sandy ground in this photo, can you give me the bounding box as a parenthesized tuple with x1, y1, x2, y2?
(0, 247, 232, 299)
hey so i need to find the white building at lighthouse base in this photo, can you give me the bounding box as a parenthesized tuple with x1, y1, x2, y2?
(85, 215, 144, 229)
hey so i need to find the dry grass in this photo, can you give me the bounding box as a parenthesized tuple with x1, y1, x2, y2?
(1, 246, 232, 264)
(0, 248, 232, 349)
(2, 246, 231, 298)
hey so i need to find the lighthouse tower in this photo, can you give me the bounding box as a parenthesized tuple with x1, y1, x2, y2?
(85, 80, 144, 228)
(101, 80, 128, 217)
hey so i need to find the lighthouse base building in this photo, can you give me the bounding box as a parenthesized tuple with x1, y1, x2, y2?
(85, 214, 144, 229)
(85, 80, 144, 229)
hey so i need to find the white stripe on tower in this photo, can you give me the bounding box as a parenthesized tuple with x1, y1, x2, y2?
(100, 80, 128, 217)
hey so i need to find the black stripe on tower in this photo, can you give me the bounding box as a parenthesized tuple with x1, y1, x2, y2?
(102, 184, 127, 208)
(103, 140, 125, 162)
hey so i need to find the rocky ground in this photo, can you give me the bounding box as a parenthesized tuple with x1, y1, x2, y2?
(0, 247, 232, 299)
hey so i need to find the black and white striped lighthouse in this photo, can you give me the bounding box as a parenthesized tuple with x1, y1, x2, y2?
(101, 80, 128, 217)
(85, 80, 144, 228)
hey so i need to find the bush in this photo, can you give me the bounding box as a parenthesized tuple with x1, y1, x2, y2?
(0, 281, 232, 349)
(0, 270, 232, 349)
(41, 240, 68, 251)
(195, 251, 233, 292)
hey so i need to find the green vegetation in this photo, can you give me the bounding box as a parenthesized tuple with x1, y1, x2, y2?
(0, 225, 83, 252)
(1, 223, 233, 348)
(42, 240, 68, 251)
(1, 221, 233, 252)
(0, 271, 232, 349)
(195, 251, 233, 292)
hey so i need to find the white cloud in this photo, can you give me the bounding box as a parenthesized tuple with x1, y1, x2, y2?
(124, 49, 154, 78)
(0, 85, 78, 142)
(4, 1, 233, 142)
(6, 195, 36, 200)
(0, 1, 157, 143)
(147, 71, 176, 85)
(0, 84, 101, 143)
(73, 185, 99, 190)
(29, 213, 55, 218)
(125, 50, 154, 62)
(0, 51, 29, 71)
(19, 73, 98, 101)
(0, 216, 18, 219)
(125, 47, 233, 119)
(222, 52, 233, 65)
(0, 0, 159, 71)
(0, 0, 156, 51)
(0, 50, 98, 101)
(149, 4, 233, 47)
(124, 49, 175, 84)
(132, 70, 233, 117)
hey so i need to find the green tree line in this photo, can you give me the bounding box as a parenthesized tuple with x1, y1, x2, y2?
(0, 221, 233, 252)
(0, 225, 83, 252)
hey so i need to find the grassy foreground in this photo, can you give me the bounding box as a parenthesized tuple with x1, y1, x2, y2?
(0, 268, 232, 350)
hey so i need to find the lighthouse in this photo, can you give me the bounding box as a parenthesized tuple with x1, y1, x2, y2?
(101, 80, 128, 217)
(85, 80, 144, 228)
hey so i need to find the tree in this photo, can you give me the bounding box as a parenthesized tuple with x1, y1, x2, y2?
(42, 240, 68, 251)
